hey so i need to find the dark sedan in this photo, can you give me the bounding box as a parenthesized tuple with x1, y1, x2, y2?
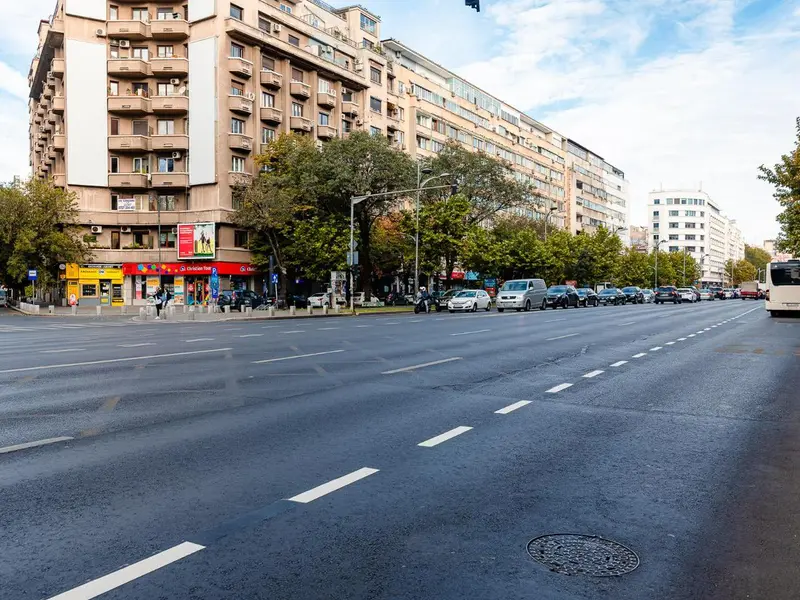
(654, 286, 680, 304)
(621, 286, 644, 304)
(544, 285, 580, 309)
(576, 288, 599, 307)
(597, 287, 627, 305)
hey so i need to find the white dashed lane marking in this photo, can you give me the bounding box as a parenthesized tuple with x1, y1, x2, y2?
(610, 360, 628, 367)
(583, 370, 604, 378)
(650, 346, 663, 351)
(632, 353, 647, 358)
(418, 426, 473, 447)
(665, 341, 675, 345)
(287, 468, 379, 504)
(495, 400, 532, 414)
(546, 333, 579, 341)
(546, 383, 573, 393)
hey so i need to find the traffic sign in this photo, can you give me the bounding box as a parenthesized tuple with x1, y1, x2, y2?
(347, 251, 359, 265)
(349, 240, 358, 251)
(271, 273, 279, 284)
(27, 270, 37, 281)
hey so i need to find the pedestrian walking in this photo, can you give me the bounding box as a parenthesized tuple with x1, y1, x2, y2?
(154, 286, 163, 320)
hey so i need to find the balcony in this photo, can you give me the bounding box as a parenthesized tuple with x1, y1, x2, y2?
(317, 91, 336, 108)
(151, 94, 188, 114)
(42, 121, 53, 133)
(108, 135, 150, 152)
(387, 116, 401, 131)
(46, 74, 56, 90)
(228, 57, 253, 78)
(107, 59, 151, 78)
(36, 105, 46, 117)
(317, 125, 337, 139)
(228, 95, 253, 115)
(228, 133, 253, 152)
(52, 58, 64, 77)
(108, 173, 149, 188)
(151, 134, 189, 151)
(290, 81, 311, 99)
(151, 57, 188, 77)
(391, 140, 406, 151)
(53, 134, 65, 151)
(260, 107, 282, 124)
(46, 111, 56, 124)
(52, 173, 66, 188)
(108, 95, 151, 114)
(106, 19, 150, 40)
(342, 101, 359, 116)
(290, 116, 313, 132)
(260, 69, 282, 89)
(52, 96, 65, 114)
(150, 19, 189, 39)
(151, 172, 188, 188)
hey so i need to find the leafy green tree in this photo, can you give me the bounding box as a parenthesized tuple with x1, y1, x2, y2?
(615, 248, 651, 287)
(461, 224, 511, 279)
(285, 215, 349, 282)
(726, 258, 757, 285)
(667, 251, 700, 287)
(0, 178, 89, 291)
(758, 117, 800, 254)
(650, 250, 676, 287)
(370, 214, 413, 283)
(744, 244, 772, 277)
(566, 227, 622, 287)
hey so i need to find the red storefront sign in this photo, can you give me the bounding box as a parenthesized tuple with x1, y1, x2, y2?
(177, 224, 195, 259)
(122, 262, 260, 276)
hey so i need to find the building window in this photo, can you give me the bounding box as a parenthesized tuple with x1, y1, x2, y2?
(685, 235, 696, 241)
(157, 119, 175, 135)
(652, 222, 659, 229)
(132, 46, 149, 60)
(231, 156, 245, 172)
(230, 42, 244, 58)
(279, 3, 292, 14)
(258, 14, 271, 32)
(261, 128, 275, 144)
(669, 222, 679, 228)
(132, 7, 148, 21)
(652, 210, 659, 217)
(318, 78, 332, 94)
(291, 68, 304, 82)
(110, 156, 119, 173)
(152, 195, 176, 212)
(653, 199, 660, 205)
(369, 97, 381, 113)
(234, 230, 249, 248)
(231, 82, 244, 96)
(109, 81, 119, 96)
(110, 118, 120, 136)
(653, 234, 660, 241)
(342, 119, 352, 133)
(669, 210, 679, 216)
(157, 82, 178, 96)
(110, 46, 119, 59)
(292, 102, 303, 117)
(370, 126, 381, 136)
(341, 89, 353, 102)
(156, 8, 175, 20)
(132, 120, 149, 136)
(370, 67, 381, 84)
(231, 118, 244, 134)
(288, 35, 300, 47)
(669, 234, 679, 240)
(133, 156, 149, 173)
(686, 210, 696, 216)
(261, 91, 274, 107)
(685, 222, 696, 228)
(669, 246, 679, 253)
(261, 54, 275, 71)
(157, 45, 174, 58)
(230, 4, 243, 20)
(158, 157, 175, 172)
(318, 112, 330, 126)
(360, 13, 376, 34)
(109, 5, 118, 20)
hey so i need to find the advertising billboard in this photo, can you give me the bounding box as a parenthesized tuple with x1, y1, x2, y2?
(177, 222, 215, 260)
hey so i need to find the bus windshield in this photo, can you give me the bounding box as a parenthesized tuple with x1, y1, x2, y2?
(770, 263, 800, 286)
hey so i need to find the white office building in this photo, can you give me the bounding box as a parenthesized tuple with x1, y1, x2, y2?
(647, 189, 744, 286)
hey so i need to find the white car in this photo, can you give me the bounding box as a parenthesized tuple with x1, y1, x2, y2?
(677, 288, 696, 303)
(308, 293, 331, 308)
(448, 290, 492, 312)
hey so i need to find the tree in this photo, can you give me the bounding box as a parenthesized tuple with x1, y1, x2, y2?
(744, 244, 772, 277)
(650, 250, 676, 287)
(314, 131, 416, 299)
(758, 117, 800, 255)
(615, 248, 651, 288)
(285, 214, 349, 282)
(726, 258, 757, 285)
(667, 251, 700, 287)
(461, 224, 511, 279)
(0, 179, 89, 292)
(566, 227, 622, 287)
(370, 214, 413, 284)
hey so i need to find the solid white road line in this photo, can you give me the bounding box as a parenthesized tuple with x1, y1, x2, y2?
(0, 348, 233, 374)
(381, 357, 462, 375)
(495, 400, 532, 414)
(665, 341, 676, 345)
(184, 338, 214, 342)
(450, 329, 491, 336)
(418, 426, 473, 447)
(253, 349, 345, 364)
(610, 360, 628, 367)
(583, 370, 604, 378)
(238, 334, 264, 338)
(650, 346, 663, 351)
(118, 343, 155, 348)
(46, 541, 205, 600)
(41, 348, 85, 354)
(0, 436, 74, 455)
(632, 353, 647, 358)
(546, 333, 579, 341)
(546, 383, 573, 393)
(288, 467, 379, 504)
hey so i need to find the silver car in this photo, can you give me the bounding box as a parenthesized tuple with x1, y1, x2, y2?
(495, 278, 547, 312)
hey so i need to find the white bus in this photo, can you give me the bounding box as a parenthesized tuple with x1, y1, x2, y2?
(766, 260, 800, 316)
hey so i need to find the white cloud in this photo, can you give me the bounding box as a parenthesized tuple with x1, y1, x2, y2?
(456, 0, 800, 244)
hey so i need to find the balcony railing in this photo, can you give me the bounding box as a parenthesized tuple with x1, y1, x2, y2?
(260, 69, 283, 88)
(151, 57, 188, 77)
(151, 172, 188, 187)
(108, 135, 150, 152)
(151, 134, 189, 151)
(228, 95, 254, 115)
(108, 95, 151, 114)
(150, 18, 189, 39)
(228, 133, 253, 152)
(151, 94, 188, 113)
(260, 107, 283, 124)
(106, 19, 150, 40)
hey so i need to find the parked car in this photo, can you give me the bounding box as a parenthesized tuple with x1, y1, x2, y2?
(597, 287, 627, 305)
(308, 292, 333, 308)
(688, 286, 701, 302)
(710, 287, 725, 299)
(385, 291, 411, 306)
(495, 278, 547, 312)
(654, 286, 680, 304)
(236, 290, 265, 311)
(722, 288, 735, 299)
(698, 288, 715, 301)
(433, 289, 460, 304)
(0, 288, 7, 307)
(621, 286, 644, 304)
(640, 289, 655, 303)
(576, 287, 599, 307)
(544, 285, 580, 309)
(677, 287, 697, 303)
(447, 289, 492, 312)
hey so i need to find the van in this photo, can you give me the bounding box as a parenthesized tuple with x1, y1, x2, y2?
(495, 278, 547, 312)
(0, 289, 7, 307)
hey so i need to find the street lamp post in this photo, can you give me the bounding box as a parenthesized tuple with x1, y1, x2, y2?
(699, 253, 710, 287)
(414, 168, 450, 295)
(654, 239, 666, 288)
(349, 195, 369, 312)
(544, 206, 558, 241)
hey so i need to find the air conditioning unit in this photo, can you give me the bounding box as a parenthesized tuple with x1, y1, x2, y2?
(171, 151, 182, 159)
(110, 40, 119, 47)
(171, 227, 178, 234)
(354, 63, 363, 72)
(119, 40, 130, 48)
(272, 23, 282, 33)
(245, 91, 255, 100)
(120, 226, 132, 233)
(95, 28, 106, 37)
(355, 119, 364, 126)
(90, 225, 103, 234)
(170, 78, 180, 85)
(172, 12, 181, 19)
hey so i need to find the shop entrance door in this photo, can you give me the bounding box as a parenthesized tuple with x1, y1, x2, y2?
(99, 280, 111, 305)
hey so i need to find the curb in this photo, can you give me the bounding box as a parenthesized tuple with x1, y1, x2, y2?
(129, 308, 414, 323)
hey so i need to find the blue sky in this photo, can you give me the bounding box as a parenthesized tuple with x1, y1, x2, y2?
(2, 0, 799, 242)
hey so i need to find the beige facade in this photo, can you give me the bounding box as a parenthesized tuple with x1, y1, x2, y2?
(29, 0, 627, 302)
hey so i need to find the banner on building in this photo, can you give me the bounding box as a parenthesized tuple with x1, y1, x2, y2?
(177, 222, 215, 260)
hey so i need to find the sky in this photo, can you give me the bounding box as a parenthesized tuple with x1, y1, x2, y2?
(2, 0, 798, 244)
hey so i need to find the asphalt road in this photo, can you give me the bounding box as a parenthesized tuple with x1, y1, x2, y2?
(1, 299, 799, 599)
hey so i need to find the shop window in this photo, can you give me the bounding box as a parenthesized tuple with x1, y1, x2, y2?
(234, 230, 249, 248)
(82, 284, 98, 297)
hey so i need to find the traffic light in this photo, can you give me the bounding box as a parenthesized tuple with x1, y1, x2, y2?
(465, 0, 480, 12)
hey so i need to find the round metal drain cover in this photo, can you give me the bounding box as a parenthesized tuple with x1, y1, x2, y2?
(527, 534, 639, 577)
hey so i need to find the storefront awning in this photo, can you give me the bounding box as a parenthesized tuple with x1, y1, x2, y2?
(122, 262, 260, 276)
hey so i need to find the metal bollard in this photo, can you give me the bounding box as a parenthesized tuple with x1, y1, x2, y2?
(139, 307, 147, 319)
(182, 304, 187, 313)
(307, 306, 313, 315)
(34, 305, 41, 315)
(246, 306, 253, 316)
(224, 305, 230, 314)
(188, 309, 195, 320)
(268, 306, 275, 317)
(96, 305, 102, 316)
(323, 306, 328, 315)
(48, 305, 55, 315)
(120, 305, 128, 315)
(289, 306, 296, 316)
(334, 304, 340, 314)
(169, 305, 176, 317)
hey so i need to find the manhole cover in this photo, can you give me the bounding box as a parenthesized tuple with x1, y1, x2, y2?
(527, 534, 639, 576)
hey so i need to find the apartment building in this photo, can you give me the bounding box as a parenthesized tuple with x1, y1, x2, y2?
(564, 139, 629, 240)
(629, 225, 648, 253)
(646, 189, 744, 286)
